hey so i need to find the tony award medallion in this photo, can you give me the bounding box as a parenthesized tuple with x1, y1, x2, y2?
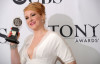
(6, 18, 22, 44)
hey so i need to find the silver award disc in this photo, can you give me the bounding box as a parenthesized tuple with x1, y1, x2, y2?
(13, 18, 22, 27)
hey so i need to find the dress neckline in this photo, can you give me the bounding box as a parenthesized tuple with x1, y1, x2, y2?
(26, 30, 51, 60)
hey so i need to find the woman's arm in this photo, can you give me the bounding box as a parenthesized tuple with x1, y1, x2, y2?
(10, 43, 21, 64)
(66, 61, 76, 64)
(10, 32, 21, 64)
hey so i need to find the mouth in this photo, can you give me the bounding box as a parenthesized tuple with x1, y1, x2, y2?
(30, 21, 36, 26)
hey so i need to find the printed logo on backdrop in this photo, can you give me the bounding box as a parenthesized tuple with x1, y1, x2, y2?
(48, 14, 99, 43)
(48, 24, 100, 43)
(0, 28, 7, 44)
(13, 0, 27, 5)
(13, 0, 62, 5)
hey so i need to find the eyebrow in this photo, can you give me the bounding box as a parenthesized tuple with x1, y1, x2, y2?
(24, 11, 36, 17)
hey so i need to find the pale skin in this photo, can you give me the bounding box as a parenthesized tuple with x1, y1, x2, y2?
(10, 10, 76, 64)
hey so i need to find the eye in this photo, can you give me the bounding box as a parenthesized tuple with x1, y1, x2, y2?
(32, 14, 36, 16)
(25, 17, 29, 20)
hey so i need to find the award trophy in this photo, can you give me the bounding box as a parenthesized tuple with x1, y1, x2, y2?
(6, 18, 22, 44)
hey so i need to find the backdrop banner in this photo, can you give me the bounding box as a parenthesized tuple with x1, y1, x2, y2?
(0, 0, 100, 64)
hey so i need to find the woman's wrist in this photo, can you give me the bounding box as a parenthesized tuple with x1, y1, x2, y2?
(10, 43, 18, 49)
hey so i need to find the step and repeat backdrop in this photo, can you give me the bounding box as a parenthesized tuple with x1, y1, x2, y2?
(0, 0, 100, 64)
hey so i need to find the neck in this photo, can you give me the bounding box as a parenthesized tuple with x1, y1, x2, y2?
(33, 26, 47, 37)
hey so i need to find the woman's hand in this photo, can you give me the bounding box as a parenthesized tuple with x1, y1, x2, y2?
(8, 31, 20, 45)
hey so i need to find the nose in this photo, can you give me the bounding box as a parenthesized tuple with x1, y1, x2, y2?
(29, 17, 33, 22)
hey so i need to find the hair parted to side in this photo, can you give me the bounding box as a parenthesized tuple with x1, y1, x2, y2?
(24, 2, 46, 23)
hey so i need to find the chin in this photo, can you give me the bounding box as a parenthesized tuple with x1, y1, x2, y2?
(28, 24, 40, 30)
(29, 26, 37, 30)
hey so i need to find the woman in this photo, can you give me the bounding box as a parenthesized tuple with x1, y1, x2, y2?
(10, 2, 76, 64)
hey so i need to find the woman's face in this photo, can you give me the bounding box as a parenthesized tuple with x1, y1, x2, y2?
(24, 10, 44, 30)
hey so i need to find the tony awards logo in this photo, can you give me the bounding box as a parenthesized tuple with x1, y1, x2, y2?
(6, 18, 22, 44)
